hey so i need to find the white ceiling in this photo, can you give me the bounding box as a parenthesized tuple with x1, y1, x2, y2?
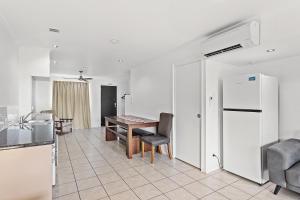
(0, 0, 299, 76)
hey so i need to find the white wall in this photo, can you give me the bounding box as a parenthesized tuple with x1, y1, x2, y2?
(128, 36, 237, 172)
(90, 76, 130, 127)
(0, 18, 19, 107)
(236, 55, 300, 140)
(32, 77, 51, 112)
(128, 37, 208, 120)
(204, 60, 238, 172)
(129, 60, 173, 119)
(18, 46, 50, 115)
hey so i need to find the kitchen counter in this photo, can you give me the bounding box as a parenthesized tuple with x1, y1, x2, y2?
(0, 121, 55, 150)
(0, 119, 55, 200)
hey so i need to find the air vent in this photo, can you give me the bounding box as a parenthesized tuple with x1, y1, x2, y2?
(204, 44, 242, 57)
(49, 28, 60, 33)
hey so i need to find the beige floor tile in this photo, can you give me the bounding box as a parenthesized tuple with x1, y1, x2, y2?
(117, 168, 139, 178)
(111, 161, 131, 170)
(74, 170, 96, 180)
(152, 162, 171, 170)
(94, 165, 114, 175)
(110, 190, 140, 200)
(218, 185, 251, 200)
(158, 167, 181, 177)
(184, 181, 213, 198)
(71, 158, 89, 165)
(127, 159, 148, 167)
(53, 192, 80, 200)
(97, 171, 121, 184)
(77, 177, 101, 191)
(165, 188, 197, 200)
(56, 173, 75, 185)
(72, 162, 91, 168)
(199, 176, 228, 191)
(124, 174, 149, 188)
(53, 129, 300, 200)
(152, 178, 179, 193)
(201, 192, 229, 200)
(133, 184, 162, 200)
(57, 167, 73, 175)
(53, 182, 78, 198)
(170, 161, 195, 172)
(249, 197, 261, 200)
(57, 161, 72, 169)
(212, 171, 239, 184)
(79, 186, 107, 200)
(253, 189, 281, 200)
(149, 195, 169, 200)
(142, 170, 166, 182)
(73, 165, 93, 173)
(103, 180, 130, 195)
(170, 173, 195, 186)
(87, 156, 104, 162)
(134, 165, 157, 174)
(232, 179, 265, 195)
(90, 160, 109, 168)
(184, 169, 208, 180)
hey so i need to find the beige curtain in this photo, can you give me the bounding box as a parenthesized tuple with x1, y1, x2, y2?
(52, 81, 91, 129)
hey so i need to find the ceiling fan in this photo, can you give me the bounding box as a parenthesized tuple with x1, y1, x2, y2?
(64, 70, 93, 82)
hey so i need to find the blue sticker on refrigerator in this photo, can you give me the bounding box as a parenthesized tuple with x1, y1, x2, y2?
(248, 76, 256, 81)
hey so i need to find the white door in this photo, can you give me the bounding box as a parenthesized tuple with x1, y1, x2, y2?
(223, 111, 262, 183)
(174, 62, 201, 168)
(223, 74, 261, 110)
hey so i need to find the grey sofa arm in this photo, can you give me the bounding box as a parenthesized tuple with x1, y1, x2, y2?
(267, 139, 300, 187)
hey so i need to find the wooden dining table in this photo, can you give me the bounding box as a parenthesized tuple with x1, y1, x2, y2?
(105, 115, 159, 159)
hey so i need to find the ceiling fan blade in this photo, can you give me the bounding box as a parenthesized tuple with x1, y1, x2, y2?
(84, 77, 93, 80)
(63, 77, 78, 79)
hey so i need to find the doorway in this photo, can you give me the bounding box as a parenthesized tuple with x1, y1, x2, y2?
(173, 61, 202, 168)
(101, 85, 117, 126)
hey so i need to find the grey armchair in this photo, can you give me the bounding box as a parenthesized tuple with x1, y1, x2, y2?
(267, 139, 300, 195)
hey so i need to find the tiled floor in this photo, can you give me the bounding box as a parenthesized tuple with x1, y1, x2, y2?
(53, 128, 300, 200)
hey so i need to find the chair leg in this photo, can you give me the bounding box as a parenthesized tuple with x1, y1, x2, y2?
(151, 145, 155, 163)
(274, 185, 281, 195)
(157, 145, 162, 154)
(141, 141, 145, 158)
(167, 143, 173, 159)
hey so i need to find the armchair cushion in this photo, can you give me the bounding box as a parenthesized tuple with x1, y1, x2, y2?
(268, 139, 300, 170)
(267, 139, 300, 188)
(286, 162, 300, 187)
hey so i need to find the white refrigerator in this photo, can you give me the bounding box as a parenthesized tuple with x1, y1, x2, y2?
(223, 73, 278, 184)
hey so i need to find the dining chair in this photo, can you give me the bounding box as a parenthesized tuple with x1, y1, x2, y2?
(141, 112, 174, 163)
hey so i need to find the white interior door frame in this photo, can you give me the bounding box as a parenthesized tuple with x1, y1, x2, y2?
(172, 59, 206, 171)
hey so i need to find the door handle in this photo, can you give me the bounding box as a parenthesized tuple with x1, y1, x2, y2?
(114, 102, 117, 108)
(197, 114, 201, 118)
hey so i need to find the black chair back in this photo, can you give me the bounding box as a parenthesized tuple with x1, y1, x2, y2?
(158, 113, 173, 138)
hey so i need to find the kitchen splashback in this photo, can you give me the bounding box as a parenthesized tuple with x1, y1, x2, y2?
(0, 107, 8, 131)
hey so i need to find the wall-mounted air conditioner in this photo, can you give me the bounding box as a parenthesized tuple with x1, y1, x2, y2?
(201, 21, 260, 58)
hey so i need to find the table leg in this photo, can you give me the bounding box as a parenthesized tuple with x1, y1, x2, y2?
(126, 127, 133, 159)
